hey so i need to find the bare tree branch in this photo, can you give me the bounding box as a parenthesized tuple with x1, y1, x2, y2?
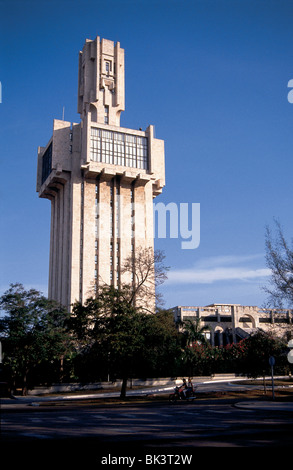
(264, 219, 293, 308)
(120, 246, 169, 313)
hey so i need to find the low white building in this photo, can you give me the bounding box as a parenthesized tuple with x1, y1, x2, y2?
(173, 303, 293, 346)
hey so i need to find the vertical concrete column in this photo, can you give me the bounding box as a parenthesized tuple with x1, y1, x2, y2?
(98, 179, 111, 286)
(144, 181, 155, 249)
(210, 329, 215, 347)
(133, 184, 146, 250)
(82, 179, 96, 301)
(69, 179, 82, 306)
(48, 196, 55, 300)
(231, 305, 237, 343)
(61, 181, 71, 307)
(112, 178, 118, 288)
(52, 190, 59, 301)
(119, 180, 133, 285)
(57, 185, 64, 304)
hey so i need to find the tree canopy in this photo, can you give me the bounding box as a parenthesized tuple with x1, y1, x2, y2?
(181, 318, 211, 347)
(69, 286, 180, 397)
(0, 283, 73, 395)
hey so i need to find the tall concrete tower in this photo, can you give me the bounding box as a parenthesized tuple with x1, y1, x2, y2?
(36, 36, 165, 310)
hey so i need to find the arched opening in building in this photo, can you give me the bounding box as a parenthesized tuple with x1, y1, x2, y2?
(239, 314, 256, 329)
(214, 327, 224, 347)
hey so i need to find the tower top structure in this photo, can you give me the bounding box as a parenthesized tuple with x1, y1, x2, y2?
(77, 36, 125, 126)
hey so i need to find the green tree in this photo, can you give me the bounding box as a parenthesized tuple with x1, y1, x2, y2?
(140, 308, 182, 377)
(69, 291, 181, 396)
(70, 286, 149, 398)
(181, 318, 211, 346)
(0, 283, 72, 395)
(240, 329, 287, 391)
(69, 247, 172, 394)
(175, 319, 211, 376)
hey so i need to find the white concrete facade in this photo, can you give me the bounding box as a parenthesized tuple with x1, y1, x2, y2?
(174, 304, 293, 345)
(37, 36, 165, 310)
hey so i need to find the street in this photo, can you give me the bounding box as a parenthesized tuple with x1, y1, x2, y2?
(2, 395, 293, 465)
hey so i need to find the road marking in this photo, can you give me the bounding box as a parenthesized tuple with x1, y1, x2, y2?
(55, 416, 77, 422)
(121, 414, 138, 419)
(92, 414, 111, 420)
(21, 432, 51, 439)
(206, 409, 231, 414)
(106, 428, 134, 433)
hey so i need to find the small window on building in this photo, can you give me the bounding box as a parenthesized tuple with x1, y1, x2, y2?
(105, 61, 111, 75)
(104, 106, 109, 124)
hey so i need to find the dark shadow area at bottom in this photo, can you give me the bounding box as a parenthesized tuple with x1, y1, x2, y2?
(2, 436, 292, 467)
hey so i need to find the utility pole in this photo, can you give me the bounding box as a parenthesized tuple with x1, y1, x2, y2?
(269, 356, 275, 400)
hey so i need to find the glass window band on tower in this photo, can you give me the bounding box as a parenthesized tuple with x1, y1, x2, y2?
(90, 127, 148, 170)
(41, 142, 53, 184)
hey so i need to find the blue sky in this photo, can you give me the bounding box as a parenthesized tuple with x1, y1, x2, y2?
(1, 0, 293, 309)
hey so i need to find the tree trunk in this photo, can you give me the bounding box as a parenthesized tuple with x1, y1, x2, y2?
(263, 375, 267, 395)
(22, 370, 29, 396)
(120, 376, 128, 398)
(60, 355, 64, 383)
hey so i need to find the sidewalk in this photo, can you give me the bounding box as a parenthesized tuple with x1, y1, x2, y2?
(2, 385, 293, 411)
(0, 385, 174, 409)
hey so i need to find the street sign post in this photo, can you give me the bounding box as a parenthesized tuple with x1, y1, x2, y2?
(269, 356, 275, 400)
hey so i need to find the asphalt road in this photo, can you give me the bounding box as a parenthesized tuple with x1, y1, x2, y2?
(2, 396, 293, 465)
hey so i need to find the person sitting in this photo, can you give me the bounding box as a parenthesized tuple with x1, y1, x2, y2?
(186, 378, 194, 397)
(179, 378, 187, 398)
